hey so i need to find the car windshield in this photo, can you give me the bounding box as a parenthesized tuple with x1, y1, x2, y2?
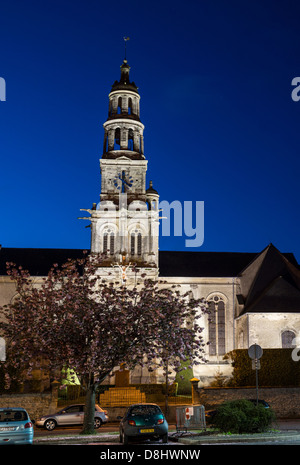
(129, 406, 161, 416)
(0, 410, 28, 422)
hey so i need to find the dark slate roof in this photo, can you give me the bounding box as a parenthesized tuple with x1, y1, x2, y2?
(0, 246, 298, 278)
(242, 276, 300, 313)
(158, 251, 260, 277)
(0, 248, 87, 276)
(238, 244, 300, 314)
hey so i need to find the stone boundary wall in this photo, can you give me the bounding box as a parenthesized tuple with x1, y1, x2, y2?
(195, 386, 300, 418)
(0, 392, 57, 420)
(2, 384, 300, 423)
(0, 381, 59, 420)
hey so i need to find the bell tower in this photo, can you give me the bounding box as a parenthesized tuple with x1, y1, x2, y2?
(80, 58, 159, 281)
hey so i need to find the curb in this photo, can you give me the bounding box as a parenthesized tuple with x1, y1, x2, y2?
(176, 431, 300, 445)
(34, 433, 120, 445)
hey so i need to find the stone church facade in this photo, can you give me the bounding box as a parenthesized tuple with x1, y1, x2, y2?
(1, 59, 300, 385)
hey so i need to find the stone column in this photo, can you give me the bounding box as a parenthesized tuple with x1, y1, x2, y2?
(48, 380, 60, 413)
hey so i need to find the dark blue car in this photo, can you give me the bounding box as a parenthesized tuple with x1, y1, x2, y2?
(118, 403, 168, 444)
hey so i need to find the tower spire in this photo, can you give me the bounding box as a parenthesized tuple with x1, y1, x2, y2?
(123, 37, 130, 61)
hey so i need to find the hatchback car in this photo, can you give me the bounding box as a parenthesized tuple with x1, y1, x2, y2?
(0, 407, 34, 445)
(35, 403, 108, 430)
(118, 403, 168, 444)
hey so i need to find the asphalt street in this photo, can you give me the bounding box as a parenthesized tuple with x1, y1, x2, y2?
(32, 419, 300, 446)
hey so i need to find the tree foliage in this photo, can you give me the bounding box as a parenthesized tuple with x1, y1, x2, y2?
(0, 253, 208, 433)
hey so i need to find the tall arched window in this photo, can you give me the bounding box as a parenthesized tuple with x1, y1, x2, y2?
(114, 128, 121, 149)
(130, 230, 142, 256)
(128, 129, 134, 150)
(208, 295, 226, 356)
(282, 330, 296, 348)
(128, 97, 132, 115)
(117, 97, 122, 114)
(103, 228, 115, 255)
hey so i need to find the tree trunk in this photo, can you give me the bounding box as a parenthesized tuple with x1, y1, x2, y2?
(165, 361, 169, 421)
(81, 377, 96, 435)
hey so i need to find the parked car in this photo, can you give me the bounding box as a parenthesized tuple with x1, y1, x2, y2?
(205, 399, 270, 424)
(118, 403, 168, 444)
(35, 403, 108, 430)
(0, 407, 34, 445)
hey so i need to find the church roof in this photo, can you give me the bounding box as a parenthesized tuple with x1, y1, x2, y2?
(0, 246, 298, 279)
(159, 250, 261, 277)
(238, 243, 300, 314)
(241, 276, 300, 313)
(0, 248, 87, 276)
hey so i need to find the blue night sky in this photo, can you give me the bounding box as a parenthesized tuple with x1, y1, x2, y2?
(0, 0, 300, 262)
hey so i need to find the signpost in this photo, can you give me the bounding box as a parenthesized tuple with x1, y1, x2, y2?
(248, 344, 263, 407)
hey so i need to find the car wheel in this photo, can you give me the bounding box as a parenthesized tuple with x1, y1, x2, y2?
(44, 419, 57, 431)
(94, 417, 103, 429)
(161, 433, 168, 443)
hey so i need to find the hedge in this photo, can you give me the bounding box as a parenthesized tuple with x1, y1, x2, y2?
(225, 349, 300, 387)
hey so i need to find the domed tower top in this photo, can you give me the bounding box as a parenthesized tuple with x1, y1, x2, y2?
(103, 58, 145, 160)
(110, 59, 139, 95)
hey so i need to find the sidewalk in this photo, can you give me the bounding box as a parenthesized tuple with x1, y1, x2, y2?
(34, 432, 120, 445)
(175, 430, 300, 445)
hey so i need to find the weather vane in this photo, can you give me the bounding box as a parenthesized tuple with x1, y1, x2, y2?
(123, 36, 130, 60)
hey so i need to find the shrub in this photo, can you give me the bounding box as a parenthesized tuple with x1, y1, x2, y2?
(213, 399, 275, 434)
(225, 349, 300, 387)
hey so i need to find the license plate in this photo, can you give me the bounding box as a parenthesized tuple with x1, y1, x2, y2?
(0, 427, 15, 431)
(140, 428, 154, 433)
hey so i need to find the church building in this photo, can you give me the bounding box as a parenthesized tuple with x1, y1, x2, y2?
(1, 59, 300, 385)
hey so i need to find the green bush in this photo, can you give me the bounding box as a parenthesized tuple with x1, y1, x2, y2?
(213, 399, 275, 434)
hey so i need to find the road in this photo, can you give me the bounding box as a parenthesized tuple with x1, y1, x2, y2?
(33, 419, 300, 445)
(34, 419, 300, 436)
(34, 423, 181, 445)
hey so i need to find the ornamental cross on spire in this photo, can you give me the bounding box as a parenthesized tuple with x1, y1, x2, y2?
(123, 37, 130, 60)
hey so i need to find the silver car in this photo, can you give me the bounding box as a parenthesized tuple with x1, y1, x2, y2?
(0, 407, 34, 445)
(35, 403, 108, 430)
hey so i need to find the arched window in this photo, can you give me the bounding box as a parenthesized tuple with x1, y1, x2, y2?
(130, 230, 142, 256)
(110, 232, 115, 255)
(208, 295, 226, 356)
(282, 330, 296, 348)
(103, 232, 108, 254)
(130, 233, 135, 256)
(117, 97, 122, 114)
(114, 128, 121, 150)
(128, 98, 132, 115)
(128, 129, 134, 150)
(103, 228, 115, 255)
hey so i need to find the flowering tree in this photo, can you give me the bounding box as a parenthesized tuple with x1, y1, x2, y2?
(0, 253, 208, 434)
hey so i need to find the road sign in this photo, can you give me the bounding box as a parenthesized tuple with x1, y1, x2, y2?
(252, 359, 261, 370)
(248, 344, 263, 360)
(248, 344, 263, 407)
